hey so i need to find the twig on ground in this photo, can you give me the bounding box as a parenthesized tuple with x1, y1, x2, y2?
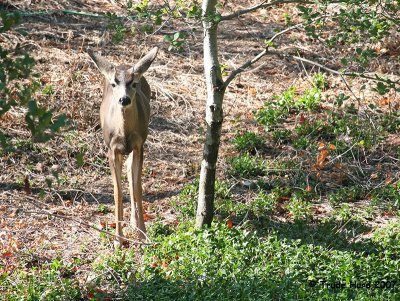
(6, 204, 154, 246)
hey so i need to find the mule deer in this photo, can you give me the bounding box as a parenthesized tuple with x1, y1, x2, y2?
(88, 47, 158, 244)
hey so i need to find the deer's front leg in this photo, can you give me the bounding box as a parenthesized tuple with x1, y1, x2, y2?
(127, 146, 146, 239)
(108, 149, 124, 244)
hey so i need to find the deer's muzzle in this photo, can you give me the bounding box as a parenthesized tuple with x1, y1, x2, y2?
(119, 96, 131, 106)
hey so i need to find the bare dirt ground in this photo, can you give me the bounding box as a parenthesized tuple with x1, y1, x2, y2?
(1, 0, 399, 288)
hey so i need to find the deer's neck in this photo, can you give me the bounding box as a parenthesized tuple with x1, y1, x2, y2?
(102, 97, 140, 155)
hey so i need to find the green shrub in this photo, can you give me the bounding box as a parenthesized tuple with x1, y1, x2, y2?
(371, 183, 400, 210)
(272, 128, 291, 144)
(128, 222, 400, 300)
(0, 12, 67, 152)
(232, 131, 264, 153)
(2, 258, 82, 300)
(251, 191, 279, 217)
(311, 72, 328, 90)
(228, 153, 265, 178)
(328, 186, 365, 206)
(372, 220, 400, 256)
(287, 195, 312, 221)
(296, 87, 321, 111)
(172, 179, 234, 218)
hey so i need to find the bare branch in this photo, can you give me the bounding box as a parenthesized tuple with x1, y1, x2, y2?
(222, 48, 268, 89)
(10, 205, 154, 246)
(268, 23, 304, 44)
(269, 50, 400, 85)
(220, 0, 314, 21)
(222, 24, 303, 89)
(223, 45, 399, 92)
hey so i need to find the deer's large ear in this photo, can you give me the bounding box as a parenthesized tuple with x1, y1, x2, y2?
(131, 47, 158, 79)
(87, 49, 115, 82)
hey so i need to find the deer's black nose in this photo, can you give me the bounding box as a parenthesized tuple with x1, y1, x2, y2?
(119, 96, 131, 106)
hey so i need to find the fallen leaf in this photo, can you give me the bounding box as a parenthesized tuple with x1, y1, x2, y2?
(227, 218, 233, 229)
(109, 222, 116, 229)
(315, 148, 329, 169)
(143, 212, 155, 222)
(313, 207, 325, 214)
(161, 261, 168, 269)
(248, 86, 257, 96)
(370, 173, 379, 180)
(377, 97, 391, 106)
(122, 240, 130, 248)
(384, 178, 393, 185)
(1, 251, 13, 258)
(24, 176, 31, 195)
(9, 208, 20, 218)
(99, 221, 106, 229)
(317, 142, 326, 150)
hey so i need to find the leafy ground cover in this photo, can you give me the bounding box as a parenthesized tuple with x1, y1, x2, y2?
(1, 0, 399, 300)
(3, 73, 399, 300)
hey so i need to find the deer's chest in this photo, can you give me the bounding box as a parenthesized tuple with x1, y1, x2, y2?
(101, 105, 144, 155)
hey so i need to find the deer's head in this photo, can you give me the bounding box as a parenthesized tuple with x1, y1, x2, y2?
(88, 47, 158, 107)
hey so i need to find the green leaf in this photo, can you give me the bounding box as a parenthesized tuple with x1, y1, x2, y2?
(76, 152, 84, 167)
(164, 34, 173, 42)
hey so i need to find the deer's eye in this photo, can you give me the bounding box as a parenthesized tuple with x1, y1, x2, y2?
(112, 79, 120, 87)
(126, 79, 134, 87)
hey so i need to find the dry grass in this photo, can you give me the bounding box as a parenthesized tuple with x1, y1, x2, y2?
(1, 0, 399, 287)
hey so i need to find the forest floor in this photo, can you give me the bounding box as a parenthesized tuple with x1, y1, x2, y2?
(1, 0, 400, 300)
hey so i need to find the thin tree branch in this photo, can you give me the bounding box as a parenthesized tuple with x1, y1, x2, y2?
(268, 23, 304, 44)
(223, 46, 399, 92)
(223, 48, 268, 89)
(269, 50, 400, 85)
(220, 0, 314, 21)
(8, 205, 154, 246)
(222, 23, 303, 89)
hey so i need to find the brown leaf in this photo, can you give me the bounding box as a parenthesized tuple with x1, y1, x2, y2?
(122, 240, 130, 248)
(248, 87, 257, 97)
(315, 148, 329, 169)
(24, 176, 31, 195)
(99, 221, 106, 229)
(161, 260, 168, 270)
(383, 210, 395, 217)
(9, 208, 20, 218)
(1, 251, 13, 258)
(227, 218, 233, 229)
(143, 212, 155, 222)
(299, 113, 306, 123)
(384, 178, 393, 185)
(377, 97, 391, 106)
(313, 207, 325, 214)
(150, 262, 158, 267)
(109, 222, 116, 229)
(370, 173, 379, 180)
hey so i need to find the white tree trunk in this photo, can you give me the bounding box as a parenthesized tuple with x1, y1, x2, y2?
(196, 0, 225, 228)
